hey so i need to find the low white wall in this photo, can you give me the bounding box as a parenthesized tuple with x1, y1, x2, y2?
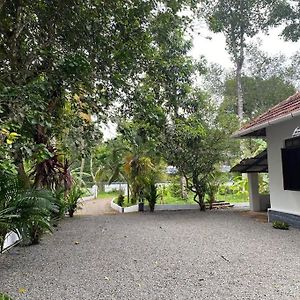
(110, 199, 124, 213)
(110, 199, 138, 213)
(124, 205, 138, 213)
(2, 231, 20, 253)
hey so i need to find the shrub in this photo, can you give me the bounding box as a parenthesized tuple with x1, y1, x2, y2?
(117, 194, 125, 207)
(272, 220, 290, 230)
(0, 172, 57, 248)
(169, 180, 182, 198)
(51, 189, 66, 225)
(16, 189, 58, 245)
(145, 183, 159, 212)
(65, 184, 84, 217)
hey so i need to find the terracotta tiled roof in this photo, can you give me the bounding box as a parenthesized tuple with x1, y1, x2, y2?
(233, 91, 300, 138)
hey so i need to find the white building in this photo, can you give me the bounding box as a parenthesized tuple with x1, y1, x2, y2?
(233, 92, 300, 228)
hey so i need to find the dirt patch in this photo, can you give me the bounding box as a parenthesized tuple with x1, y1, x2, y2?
(76, 198, 118, 216)
(240, 210, 268, 223)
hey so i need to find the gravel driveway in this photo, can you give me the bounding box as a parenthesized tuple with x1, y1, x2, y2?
(0, 209, 299, 300)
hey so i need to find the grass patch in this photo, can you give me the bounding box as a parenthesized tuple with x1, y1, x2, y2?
(97, 191, 119, 199)
(158, 193, 195, 205)
(159, 193, 249, 205)
(272, 220, 290, 230)
(216, 193, 249, 203)
(98, 190, 249, 205)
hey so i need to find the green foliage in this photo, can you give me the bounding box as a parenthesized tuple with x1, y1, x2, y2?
(204, 0, 279, 120)
(222, 75, 295, 119)
(0, 173, 20, 251)
(16, 189, 57, 245)
(0, 171, 58, 248)
(269, 1, 300, 42)
(162, 95, 231, 210)
(51, 189, 67, 224)
(0, 293, 13, 300)
(169, 180, 182, 199)
(272, 220, 290, 230)
(206, 171, 225, 209)
(145, 183, 159, 212)
(65, 184, 84, 217)
(219, 175, 248, 197)
(0, 0, 198, 189)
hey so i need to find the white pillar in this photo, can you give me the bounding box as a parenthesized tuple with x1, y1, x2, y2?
(247, 173, 261, 212)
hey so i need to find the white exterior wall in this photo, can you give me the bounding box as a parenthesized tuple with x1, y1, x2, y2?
(267, 116, 300, 216)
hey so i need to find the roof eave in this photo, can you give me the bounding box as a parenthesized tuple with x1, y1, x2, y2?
(232, 110, 300, 139)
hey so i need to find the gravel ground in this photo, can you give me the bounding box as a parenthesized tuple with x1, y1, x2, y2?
(0, 209, 300, 300)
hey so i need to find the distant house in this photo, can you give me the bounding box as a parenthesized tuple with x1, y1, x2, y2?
(232, 92, 300, 228)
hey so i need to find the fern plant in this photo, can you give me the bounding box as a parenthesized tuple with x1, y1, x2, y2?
(0, 172, 58, 248)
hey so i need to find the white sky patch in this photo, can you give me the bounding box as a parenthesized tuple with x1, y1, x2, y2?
(101, 121, 117, 141)
(190, 24, 300, 69)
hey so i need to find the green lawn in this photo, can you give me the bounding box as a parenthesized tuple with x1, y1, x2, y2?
(97, 191, 119, 199)
(97, 191, 249, 205)
(159, 193, 249, 205)
(216, 193, 249, 203)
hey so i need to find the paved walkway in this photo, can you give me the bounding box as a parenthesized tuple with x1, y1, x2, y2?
(0, 209, 299, 300)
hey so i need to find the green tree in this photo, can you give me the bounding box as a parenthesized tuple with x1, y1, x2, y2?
(162, 93, 231, 210)
(203, 0, 278, 121)
(269, 0, 300, 42)
(0, 0, 198, 188)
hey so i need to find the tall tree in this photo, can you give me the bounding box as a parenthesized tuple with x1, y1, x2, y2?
(0, 0, 197, 186)
(203, 0, 278, 121)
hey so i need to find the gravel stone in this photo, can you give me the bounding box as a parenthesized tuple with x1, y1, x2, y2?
(0, 209, 300, 299)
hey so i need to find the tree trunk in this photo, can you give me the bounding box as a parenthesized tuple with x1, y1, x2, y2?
(98, 181, 104, 192)
(79, 155, 85, 187)
(180, 176, 188, 199)
(90, 155, 95, 183)
(14, 150, 30, 188)
(199, 197, 206, 211)
(193, 193, 206, 211)
(236, 62, 244, 122)
(127, 182, 130, 204)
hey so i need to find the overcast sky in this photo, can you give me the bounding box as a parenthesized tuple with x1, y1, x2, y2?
(190, 26, 300, 69)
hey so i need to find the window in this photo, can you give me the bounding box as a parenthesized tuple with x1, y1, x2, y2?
(282, 136, 300, 191)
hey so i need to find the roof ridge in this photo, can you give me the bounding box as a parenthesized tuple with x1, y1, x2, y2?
(239, 91, 300, 132)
